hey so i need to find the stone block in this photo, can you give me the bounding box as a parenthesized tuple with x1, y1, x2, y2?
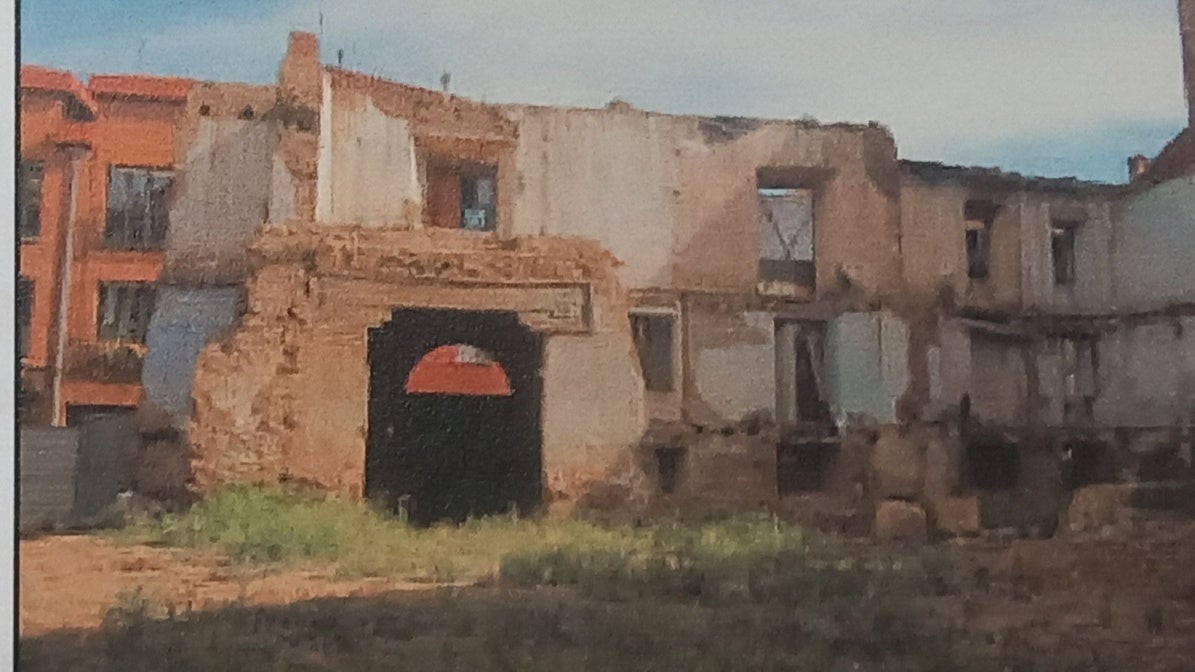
(1066, 484, 1132, 533)
(928, 496, 980, 537)
(874, 499, 927, 542)
(871, 426, 925, 500)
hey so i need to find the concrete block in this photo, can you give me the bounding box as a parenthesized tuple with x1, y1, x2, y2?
(874, 499, 928, 542)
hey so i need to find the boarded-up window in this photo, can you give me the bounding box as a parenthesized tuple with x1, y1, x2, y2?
(19, 160, 43, 240)
(18, 277, 33, 359)
(964, 200, 998, 280)
(630, 312, 674, 392)
(1051, 222, 1078, 286)
(758, 188, 814, 287)
(105, 166, 172, 250)
(97, 282, 156, 343)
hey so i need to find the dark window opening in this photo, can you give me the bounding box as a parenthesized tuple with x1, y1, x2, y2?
(425, 160, 497, 231)
(18, 277, 33, 360)
(1138, 445, 1187, 483)
(105, 166, 173, 251)
(239, 105, 255, 120)
(1051, 222, 1078, 286)
(655, 447, 685, 494)
(630, 313, 674, 392)
(97, 282, 156, 343)
(964, 433, 1020, 491)
(1062, 440, 1116, 489)
(965, 228, 991, 279)
(19, 160, 44, 240)
(777, 442, 837, 495)
(757, 182, 815, 288)
(964, 200, 998, 280)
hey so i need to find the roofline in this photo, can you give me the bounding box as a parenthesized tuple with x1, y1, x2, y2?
(899, 159, 1124, 196)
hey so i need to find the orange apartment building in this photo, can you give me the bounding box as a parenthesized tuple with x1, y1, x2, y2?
(18, 66, 193, 426)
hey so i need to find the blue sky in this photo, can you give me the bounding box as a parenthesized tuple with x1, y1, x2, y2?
(21, 0, 1190, 183)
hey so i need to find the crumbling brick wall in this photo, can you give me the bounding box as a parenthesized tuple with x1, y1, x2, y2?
(189, 223, 648, 506)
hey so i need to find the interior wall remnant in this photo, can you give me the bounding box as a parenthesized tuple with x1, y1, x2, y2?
(327, 94, 421, 227)
(142, 286, 241, 426)
(823, 311, 910, 425)
(687, 307, 776, 425)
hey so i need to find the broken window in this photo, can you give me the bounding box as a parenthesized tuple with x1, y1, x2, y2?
(964, 200, 998, 280)
(1062, 440, 1115, 489)
(1051, 222, 1078, 286)
(757, 186, 815, 288)
(1061, 337, 1098, 425)
(630, 312, 675, 392)
(775, 320, 831, 427)
(97, 282, 156, 343)
(105, 166, 172, 250)
(776, 441, 837, 495)
(425, 160, 497, 231)
(18, 277, 33, 360)
(963, 433, 1020, 491)
(19, 160, 43, 240)
(655, 447, 685, 494)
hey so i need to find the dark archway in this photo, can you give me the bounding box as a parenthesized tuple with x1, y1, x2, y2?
(367, 309, 543, 525)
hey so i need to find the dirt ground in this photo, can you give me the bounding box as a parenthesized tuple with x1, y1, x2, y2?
(18, 522, 1195, 671)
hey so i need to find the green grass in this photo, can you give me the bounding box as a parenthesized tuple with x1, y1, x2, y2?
(46, 486, 991, 670)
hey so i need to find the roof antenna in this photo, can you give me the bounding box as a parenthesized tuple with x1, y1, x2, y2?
(440, 70, 451, 93)
(337, 49, 344, 67)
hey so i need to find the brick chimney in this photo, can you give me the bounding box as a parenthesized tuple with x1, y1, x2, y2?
(1182, 0, 1195, 125)
(279, 31, 321, 111)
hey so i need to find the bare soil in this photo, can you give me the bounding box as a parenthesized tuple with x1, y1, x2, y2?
(18, 521, 1195, 671)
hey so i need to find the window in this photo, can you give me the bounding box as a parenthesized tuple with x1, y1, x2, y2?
(1051, 222, 1078, 286)
(425, 160, 497, 231)
(105, 166, 173, 250)
(97, 282, 156, 343)
(17, 277, 33, 359)
(630, 312, 674, 392)
(655, 447, 685, 494)
(460, 168, 496, 231)
(19, 160, 43, 240)
(758, 187, 815, 287)
(964, 200, 998, 280)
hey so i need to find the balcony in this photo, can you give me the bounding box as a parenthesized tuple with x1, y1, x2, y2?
(64, 340, 145, 385)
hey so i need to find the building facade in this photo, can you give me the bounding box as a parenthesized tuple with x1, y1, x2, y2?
(17, 0, 1195, 534)
(18, 67, 193, 427)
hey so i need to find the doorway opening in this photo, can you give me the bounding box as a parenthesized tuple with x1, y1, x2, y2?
(367, 309, 542, 525)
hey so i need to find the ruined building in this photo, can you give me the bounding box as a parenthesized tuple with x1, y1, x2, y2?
(17, 1, 1195, 535)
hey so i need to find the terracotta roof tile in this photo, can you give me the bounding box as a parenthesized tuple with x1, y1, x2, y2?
(20, 65, 98, 117)
(87, 74, 195, 101)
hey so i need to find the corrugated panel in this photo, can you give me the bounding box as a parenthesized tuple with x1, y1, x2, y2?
(20, 428, 80, 531)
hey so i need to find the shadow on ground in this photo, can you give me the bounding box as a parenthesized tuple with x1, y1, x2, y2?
(21, 584, 973, 672)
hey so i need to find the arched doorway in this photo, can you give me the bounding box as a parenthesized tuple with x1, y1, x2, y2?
(366, 309, 542, 525)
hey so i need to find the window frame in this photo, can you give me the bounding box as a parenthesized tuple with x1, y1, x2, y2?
(19, 159, 44, 241)
(629, 310, 676, 393)
(17, 277, 34, 360)
(96, 281, 157, 344)
(104, 164, 174, 251)
(1051, 221, 1079, 287)
(757, 186, 816, 287)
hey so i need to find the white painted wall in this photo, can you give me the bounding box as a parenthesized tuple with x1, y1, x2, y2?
(1114, 176, 1195, 310)
(325, 91, 422, 227)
